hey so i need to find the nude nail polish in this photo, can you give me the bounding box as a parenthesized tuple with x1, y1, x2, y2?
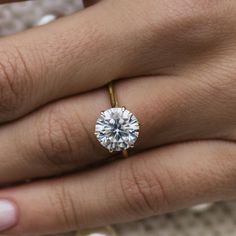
(0, 200, 18, 231)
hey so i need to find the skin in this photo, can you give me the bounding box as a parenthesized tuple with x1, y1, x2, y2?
(0, 0, 235, 234)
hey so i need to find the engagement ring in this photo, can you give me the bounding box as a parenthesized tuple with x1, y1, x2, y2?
(95, 81, 140, 157)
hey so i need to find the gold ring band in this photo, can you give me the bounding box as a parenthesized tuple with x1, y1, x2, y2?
(108, 81, 119, 108)
(108, 81, 129, 158)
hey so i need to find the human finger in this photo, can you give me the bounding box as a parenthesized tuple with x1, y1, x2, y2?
(0, 74, 233, 183)
(1, 140, 236, 235)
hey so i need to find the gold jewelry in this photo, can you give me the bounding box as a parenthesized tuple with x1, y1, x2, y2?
(95, 81, 140, 158)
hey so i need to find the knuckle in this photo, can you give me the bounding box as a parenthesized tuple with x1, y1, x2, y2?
(0, 47, 32, 119)
(196, 73, 236, 109)
(36, 103, 96, 167)
(215, 142, 236, 177)
(119, 160, 170, 216)
(143, 0, 226, 51)
(187, 142, 236, 197)
(36, 102, 97, 167)
(37, 105, 75, 166)
(49, 182, 79, 229)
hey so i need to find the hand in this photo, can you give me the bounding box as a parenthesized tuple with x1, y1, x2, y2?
(0, 0, 236, 235)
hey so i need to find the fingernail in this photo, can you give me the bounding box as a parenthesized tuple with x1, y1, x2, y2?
(0, 200, 18, 231)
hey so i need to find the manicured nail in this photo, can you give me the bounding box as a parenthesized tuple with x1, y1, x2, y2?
(0, 200, 18, 231)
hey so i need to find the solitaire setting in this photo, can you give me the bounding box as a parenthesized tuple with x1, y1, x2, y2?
(95, 107, 139, 152)
(95, 81, 140, 157)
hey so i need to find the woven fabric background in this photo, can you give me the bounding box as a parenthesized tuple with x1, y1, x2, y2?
(0, 1, 235, 235)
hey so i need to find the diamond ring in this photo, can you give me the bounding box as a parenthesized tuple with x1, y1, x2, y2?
(95, 81, 140, 158)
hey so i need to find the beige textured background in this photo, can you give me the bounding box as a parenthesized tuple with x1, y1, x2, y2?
(0, 1, 235, 235)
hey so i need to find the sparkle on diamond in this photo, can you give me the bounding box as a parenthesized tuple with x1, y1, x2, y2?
(95, 107, 139, 152)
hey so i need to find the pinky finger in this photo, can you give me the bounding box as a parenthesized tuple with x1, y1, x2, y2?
(0, 140, 236, 235)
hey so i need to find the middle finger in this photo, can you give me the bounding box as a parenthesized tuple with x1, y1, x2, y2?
(0, 1, 148, 122)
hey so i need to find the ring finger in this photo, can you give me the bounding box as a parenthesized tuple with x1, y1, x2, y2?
(0, 75, 233, 184)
